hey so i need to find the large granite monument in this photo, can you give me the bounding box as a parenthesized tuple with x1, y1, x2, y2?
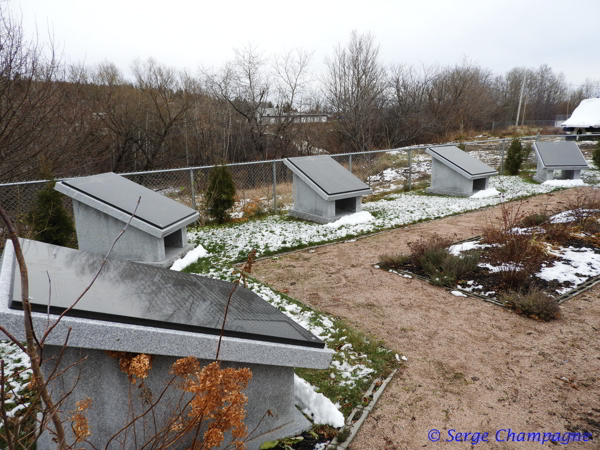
(0, 239, 332, 450)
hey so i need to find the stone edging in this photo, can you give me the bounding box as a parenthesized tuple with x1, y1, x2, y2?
(326, 368, 398, 450)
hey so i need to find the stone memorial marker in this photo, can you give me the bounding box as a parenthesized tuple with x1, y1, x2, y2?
(284, 155, 372, 223)
(532, 141, 589, 183)
(426, 146, 498, 197)
(0, 239, 332, 450)
(55, 172, 199, 267)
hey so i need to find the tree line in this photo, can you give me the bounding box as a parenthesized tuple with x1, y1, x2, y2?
(1, 8, 599, 183)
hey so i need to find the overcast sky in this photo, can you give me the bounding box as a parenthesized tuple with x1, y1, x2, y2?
(11, 0, 600, 87)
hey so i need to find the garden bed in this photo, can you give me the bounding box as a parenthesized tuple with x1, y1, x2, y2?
(378, 195, 600, 320)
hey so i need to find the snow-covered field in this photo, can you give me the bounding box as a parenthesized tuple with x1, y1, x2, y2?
(189, 175, 593, 265)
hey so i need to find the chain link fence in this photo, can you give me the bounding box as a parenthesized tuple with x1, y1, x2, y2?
(2, 134, 598, 249)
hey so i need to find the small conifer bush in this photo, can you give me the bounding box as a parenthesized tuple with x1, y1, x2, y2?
(27, 179, 76, 247)
(504, 138, 531, 175)
(204, 165, 236, 224)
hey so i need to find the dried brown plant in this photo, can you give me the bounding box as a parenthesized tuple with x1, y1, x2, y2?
(69, 398, 92, 443)
(480, 203, 547, 289)
(105, 352, 152, 384)
(407, 233, 455, 266)
(174, 359, 252, 450)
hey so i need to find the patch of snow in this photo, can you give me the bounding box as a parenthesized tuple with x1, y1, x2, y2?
(542, 179, 586, 187)
(450, 291, 468, 297)
(325, 211, 374, 229)
(170, 244, 210, 271)
(368, 167, 406, 183)
(537, 246, 600, 294)
(550, 209, 599, 224)
(294, 375, 345, 427)
(448, 240, 490, 256)
(479, 262, 522, 273)
(470, 188, 500, 199)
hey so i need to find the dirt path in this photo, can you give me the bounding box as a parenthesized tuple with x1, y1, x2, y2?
(252, 189, 600, 450)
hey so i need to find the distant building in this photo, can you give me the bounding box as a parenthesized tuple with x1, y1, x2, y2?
(258, 107, 329, 125)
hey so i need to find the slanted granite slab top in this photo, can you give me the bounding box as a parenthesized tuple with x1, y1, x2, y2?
(427, 146, 498, 178)
(284, 156, 372, 197)
(7, 239, 324, 349)
(533, 142, 589, 168)
(58, 172, 198, 230)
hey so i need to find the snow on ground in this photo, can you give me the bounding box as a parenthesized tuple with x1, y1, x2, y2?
(542, 179, 586, 187)
(170, 244, 210, 271)
(0, 340, 33, 425)
(537, 246, 600, 294)
(294, 375, 345, 427)
(189, 176, 571, 264)
(367, 167, 406, 184)
(550, 209, 600, 224)
(450, 291, 468, 297)
(448, 241, 492, 256)
(325, 211, 374, 229)
(450, 232, 600, 297)
(470, 187, 501, 198)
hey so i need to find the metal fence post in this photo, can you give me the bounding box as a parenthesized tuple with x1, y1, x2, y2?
(272, 161, 277, 213)
(500, 140, 505, 175)
(408, 149, 412, 191)
(189, 169, 196, 210)
(349, 154, 352, 173)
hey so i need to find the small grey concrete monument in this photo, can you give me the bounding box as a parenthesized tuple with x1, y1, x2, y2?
(0, 239, 332, 450)
(532, 141, 589, 183)
(55, 172, 199, 267)
(284, 155, 372, 223)
(426, 146, 498, 197)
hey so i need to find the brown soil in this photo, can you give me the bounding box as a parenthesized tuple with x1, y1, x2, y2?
(252, 188, 600, 450)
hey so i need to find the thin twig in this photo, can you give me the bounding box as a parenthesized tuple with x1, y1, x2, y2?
(0, 326, 27, 352)
(215, 249, 256, 360)
(0, 205, 68, 450)
(102, 375, 178, 450)
(41, 196, 141, 345)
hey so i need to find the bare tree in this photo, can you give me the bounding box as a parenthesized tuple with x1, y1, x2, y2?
(323, 30, 387, 153)
(384, 63, 439, 146)
(0, 6, 65, 182)
(203, 44, 271, 160)
(268, 48, 314, 157)
(131, 58, 196, 169)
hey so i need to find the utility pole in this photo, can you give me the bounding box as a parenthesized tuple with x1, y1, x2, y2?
(521, 92, 528, 127)
(515, 76, 526, 128)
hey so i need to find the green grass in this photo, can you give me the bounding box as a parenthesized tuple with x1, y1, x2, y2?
(295, 321, 399, 418)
